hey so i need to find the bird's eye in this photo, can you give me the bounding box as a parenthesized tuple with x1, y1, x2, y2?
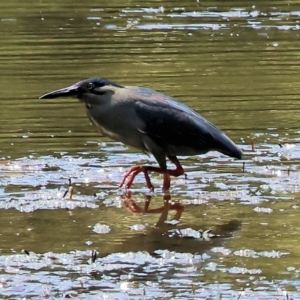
(87, 82, 94, 90)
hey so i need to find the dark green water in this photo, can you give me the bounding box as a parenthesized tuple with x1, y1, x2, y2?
(1, 0, 300, 298)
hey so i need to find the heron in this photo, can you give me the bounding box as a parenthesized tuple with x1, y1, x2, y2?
(40, 78, 242, 191)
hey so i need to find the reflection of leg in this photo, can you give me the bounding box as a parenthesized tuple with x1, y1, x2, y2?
(172, 203, 184, 221)
(122, 191, 184, 226)
(122, 192, 152, 214)
(122, 191, 143, 214)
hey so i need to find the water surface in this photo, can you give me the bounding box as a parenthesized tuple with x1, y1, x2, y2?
(1, 0, 300, 298)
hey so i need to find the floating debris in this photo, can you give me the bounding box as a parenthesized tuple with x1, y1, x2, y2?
(92, 223, 111, 234)
(253, 207, 273, 214)
(129, 224, 147, 231)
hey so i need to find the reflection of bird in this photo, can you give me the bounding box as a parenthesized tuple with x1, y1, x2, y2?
(40, 78, 242, 191)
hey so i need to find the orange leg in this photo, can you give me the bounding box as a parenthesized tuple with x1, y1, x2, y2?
(119, 156, 184, 191)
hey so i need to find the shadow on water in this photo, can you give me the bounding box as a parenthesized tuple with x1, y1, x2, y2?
(118, 191, 242, 255)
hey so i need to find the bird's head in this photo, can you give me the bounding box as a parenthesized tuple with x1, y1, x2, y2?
(39, 78, 124, 100)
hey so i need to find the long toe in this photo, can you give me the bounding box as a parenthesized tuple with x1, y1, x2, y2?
(125, 169, 141, 189)
(126, 166, 154, 190)
(120, 165, 155, 191)
(119, 166, 140, 188)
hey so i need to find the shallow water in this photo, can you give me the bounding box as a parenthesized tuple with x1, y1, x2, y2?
(1, 0, 300, 299)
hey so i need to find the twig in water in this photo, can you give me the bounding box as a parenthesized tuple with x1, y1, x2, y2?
(250, 139, 255, 152)
(63, 178, 74, 200)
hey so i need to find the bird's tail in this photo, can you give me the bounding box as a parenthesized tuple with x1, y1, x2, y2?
(216, 132, 243, 159)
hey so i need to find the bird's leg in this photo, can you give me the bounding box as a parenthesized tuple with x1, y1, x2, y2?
(163, 173, 171, 191)
(119, 156, 184, 191)
(162, 156, 185, 191)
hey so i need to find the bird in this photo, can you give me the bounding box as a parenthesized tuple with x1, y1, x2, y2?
(39, 78, 242, 191)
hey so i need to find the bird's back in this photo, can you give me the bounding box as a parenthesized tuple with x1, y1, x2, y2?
(127, 86, 242, 159)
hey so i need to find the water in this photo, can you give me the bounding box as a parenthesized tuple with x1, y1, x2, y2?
(1, 0, 300, 298)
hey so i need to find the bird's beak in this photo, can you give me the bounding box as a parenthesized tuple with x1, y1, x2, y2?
(39, 84, 79, 99)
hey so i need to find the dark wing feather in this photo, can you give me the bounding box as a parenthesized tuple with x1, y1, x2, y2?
(131, 87, 242, 158)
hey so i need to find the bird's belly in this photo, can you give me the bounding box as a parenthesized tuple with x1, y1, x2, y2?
(88, 114, 119, 140)
(88, 113, 147, 152)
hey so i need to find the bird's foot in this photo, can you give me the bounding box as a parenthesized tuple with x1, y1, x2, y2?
(119, 166, 154, 191)
(119, 164, 184, 192)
